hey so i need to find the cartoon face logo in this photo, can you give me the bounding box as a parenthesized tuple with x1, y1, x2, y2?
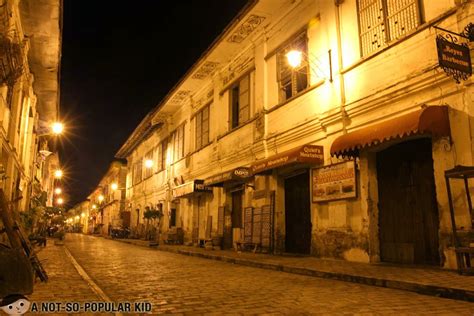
(0, 295, 31, 315)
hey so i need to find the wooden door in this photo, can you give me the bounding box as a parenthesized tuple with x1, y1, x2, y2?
(284, 171, 311, 254)
(121, 211, 131, 228)
(377, 138, 440, 265)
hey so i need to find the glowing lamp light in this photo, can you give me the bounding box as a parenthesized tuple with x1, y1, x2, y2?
(286, 50, 303, 68)
(54, 169, 63, 179)
(56, 197, 64, 205)
(144, 159, 154, 169)
(92, 204, 97, 209)
(54, 187, 62, 195)
(81, 213, 85, 218)
(51, 122, 64, 135)
(98, 195, 104, 202)
(111, 183, 118, 191)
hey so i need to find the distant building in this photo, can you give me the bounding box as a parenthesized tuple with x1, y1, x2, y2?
(68, 200, 90, 234)
(87, 159, 127, 236)
(115, 0, 473, 269)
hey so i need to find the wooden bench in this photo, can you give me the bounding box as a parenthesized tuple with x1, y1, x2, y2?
(455, 247, 474, 275)
(235, 242, 260, 253)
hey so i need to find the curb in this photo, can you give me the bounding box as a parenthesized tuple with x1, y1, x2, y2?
(108, 237, 474, 303)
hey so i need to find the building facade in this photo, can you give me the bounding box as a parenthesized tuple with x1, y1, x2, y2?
(0, 0, 62, 215)
(113, 0, 472, 269)
(87, 159, 127, 236)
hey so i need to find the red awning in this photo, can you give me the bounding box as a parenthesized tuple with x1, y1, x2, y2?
(330, 106, 450, 157)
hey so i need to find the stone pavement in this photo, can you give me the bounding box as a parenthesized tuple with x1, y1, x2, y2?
(26, 239, 100, 315)
(66, 234, 474, 315)
(110, 237, 474, 302)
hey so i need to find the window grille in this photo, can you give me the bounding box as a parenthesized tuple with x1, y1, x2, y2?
(358, 0, 420, 56)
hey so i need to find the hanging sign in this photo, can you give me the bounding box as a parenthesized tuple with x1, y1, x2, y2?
(436, 36, 472, 83)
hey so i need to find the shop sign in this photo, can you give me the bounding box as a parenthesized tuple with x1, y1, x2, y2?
(204, 167, 252, 186)
(312, 160, 356, 202)
(436, 36, 472, 83)
(251, 145, 324, 174)
(172, 180, 211, 199)
(434, 23, 474, 83)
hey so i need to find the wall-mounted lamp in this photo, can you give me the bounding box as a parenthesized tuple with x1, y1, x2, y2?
(54, 169, 63, 179)
(144, 159, 154, 169)
(285, 49, 333, 82)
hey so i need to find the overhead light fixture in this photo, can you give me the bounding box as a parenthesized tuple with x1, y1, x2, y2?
(51, 122, 64, 135)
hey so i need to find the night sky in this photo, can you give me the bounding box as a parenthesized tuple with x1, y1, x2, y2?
(59, 1, 249, 207)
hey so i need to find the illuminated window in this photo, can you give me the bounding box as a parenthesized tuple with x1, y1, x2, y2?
(229, 74, 250, 129)
(195, 104, 210, 150)
(357, 0, 421, 57)
(143, 150, 154, 179)
(277, 32, 309, 102)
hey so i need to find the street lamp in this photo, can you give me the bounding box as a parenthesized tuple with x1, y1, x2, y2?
(54, 187, 62, 195)
(111, 183, 118, 191)
(51, 122, 64, 135)
(54, 169, 63, 179)
(56, 197, 64, 205)
(98, 195, 104, 203)
(92, 204, 97, 210)
(285, 48, 332, 82)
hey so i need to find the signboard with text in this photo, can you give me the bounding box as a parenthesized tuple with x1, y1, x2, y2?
(204, 167, 251, 186)
(436, 36, 472, 83)
(312, 160, 357, 202)
(171, 180, 211, 199)
(251, 145, 324, 174)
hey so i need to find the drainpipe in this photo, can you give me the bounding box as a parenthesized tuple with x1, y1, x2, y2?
(335, 0, 347, 133)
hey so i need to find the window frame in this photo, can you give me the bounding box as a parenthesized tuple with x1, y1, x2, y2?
(143, 149, 154, 179)
(195, 104, 210, 150)
(132, 158, 142, 185)
(229, 74, 251, 130)
(171, 123, 185, 162)
(276, 32, 309, 102)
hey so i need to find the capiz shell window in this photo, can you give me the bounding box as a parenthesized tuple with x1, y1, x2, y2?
(357, 0, 421, 56)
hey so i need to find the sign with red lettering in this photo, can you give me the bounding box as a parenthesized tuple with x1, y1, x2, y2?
(312, 160, 356, 202)
(436, 35, 472, 83)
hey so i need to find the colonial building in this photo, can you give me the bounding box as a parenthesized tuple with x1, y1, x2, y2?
(87, 159, 127, 236)
(0, 0, 62, 213)
(116, 0, 473, 269)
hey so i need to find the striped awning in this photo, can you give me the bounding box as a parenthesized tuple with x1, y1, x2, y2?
(330, 106, 451, 157)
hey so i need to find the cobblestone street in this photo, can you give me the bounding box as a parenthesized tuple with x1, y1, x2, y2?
(27, 234, 474, 315)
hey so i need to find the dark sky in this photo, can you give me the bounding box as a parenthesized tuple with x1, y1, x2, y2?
(59, 1, 249, 207)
